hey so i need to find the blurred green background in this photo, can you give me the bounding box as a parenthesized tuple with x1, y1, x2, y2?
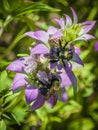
(0, 0, 98, 130)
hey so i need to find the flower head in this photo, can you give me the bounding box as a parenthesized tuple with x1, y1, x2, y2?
(6, 52, 38, 74)
(6, 7, 95, 111)
(55, 8, 96, 42)
(25, 26, 63, 44)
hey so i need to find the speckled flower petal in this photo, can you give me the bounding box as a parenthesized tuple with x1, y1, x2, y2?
(25, 85, 38, 104)
(6, 59, 25, 73)
(31, 44, 49, 55)
(31, 94, 45, 110)
(12, 73, 28, 92)
(71, 53, 84, 66)
(55, 18, 65, 30)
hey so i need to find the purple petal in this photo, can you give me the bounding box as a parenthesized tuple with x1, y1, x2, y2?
(60, 70, 72, 87)
(12, 73, 28, 92)
(50, 30, 63, 40)
(74, 46, 81, 55)
(94, 41, 98, 51)
(65, 62, 77, 90)
(56, 63, 62, 70)
(47, 26, 57, 34)
(50, 62, 57, 69)
(55, 18, 65, 30)
(48, 94, 58, 107)
(81, 34, 95, 40)
(64, 14, 72, 27)
(25, 31, 49, 43)
(50, 62, 62, 70)
(71, 53, 84, 66)
(6, 59, 25, 73)
(25, 85, 39, 104)
(38, 70, 47, 79)
(60, 87, 68, 102)
(80, 20, 96, 26)
(80, 21, 96, 34)
(25, 31, 34, 38)
(31, 44, 49, 55)
(75, 34, 95, 41)
(34, 31, 49, 43)
(74, 37, 87, 42)
(70, 7, 78, 24)
(31, 94, 45, 110)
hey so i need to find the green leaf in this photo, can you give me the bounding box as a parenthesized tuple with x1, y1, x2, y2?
(50, 116, 62, 122)
(11, 106, 28, 124)
(3, 113, 11, 120)
(80, 50, 90, 59)
(0, 71, 11, 91)
(11, 112, 20, 125)
(0, 60, 11, 68)
(3, 15, 14, 28)
(0, 120, 6, 130)
(17, 53, 29, 57)
(14, 2, 60, 17)
(3, 0, 10, 12)
(68, 118, 94, 130)
(57, 0, 68, 6)
(4, 91, 24, 111)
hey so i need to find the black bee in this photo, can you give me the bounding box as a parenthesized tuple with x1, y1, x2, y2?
(58, 40, 74, 61)
(49, 40, 73, 65)
(38, 74, 59, 96)
(50, 46, 59, 63)
(64, 47, 73, 60)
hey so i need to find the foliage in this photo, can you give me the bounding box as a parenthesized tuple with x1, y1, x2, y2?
(0, 0, 98, 130)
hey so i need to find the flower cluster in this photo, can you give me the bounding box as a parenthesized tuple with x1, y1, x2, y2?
(7, 8, 95, 110)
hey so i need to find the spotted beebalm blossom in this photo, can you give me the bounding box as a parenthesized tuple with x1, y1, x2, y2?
(25, 26, 63, 44)
(27, 31, 83, 89)
(25, 71, 71, 110)
(6, 50, 72, 110)
(6, 51, 39, 92)
(7, 64, 71, 110)
(7, 7, 95, 110)
(6, 54, 38, 74)
(55, 7, 96, 42)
